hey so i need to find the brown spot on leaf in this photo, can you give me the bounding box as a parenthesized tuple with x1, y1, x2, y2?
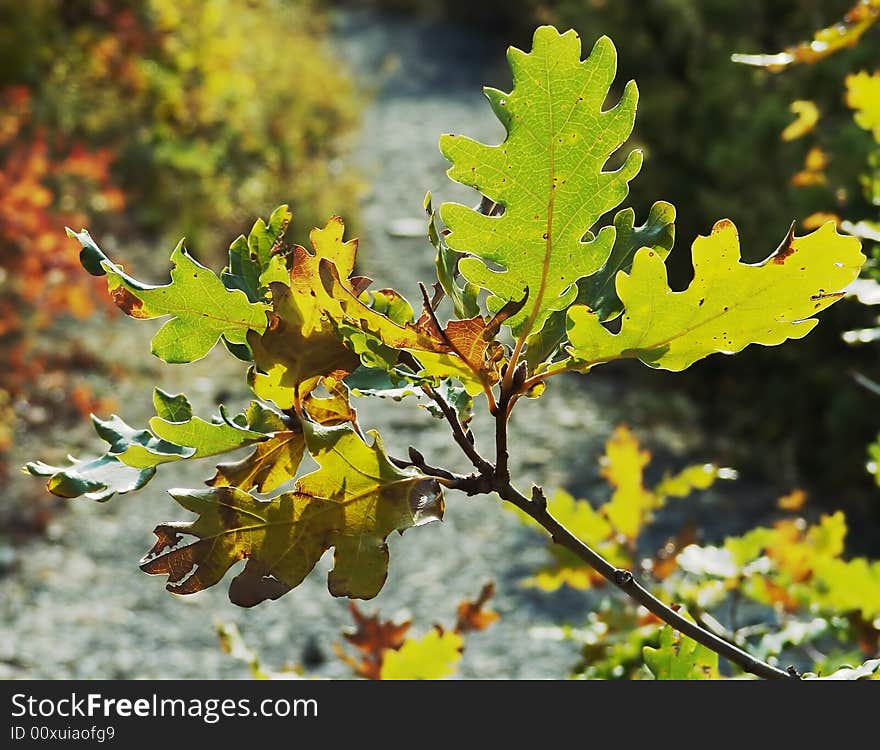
(772, 222, 798, 264)
(110, 286, 149, 318)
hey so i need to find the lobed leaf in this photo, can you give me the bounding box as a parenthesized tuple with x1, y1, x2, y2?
(439, 26, 642, 337)
(566, 221, 864, 373)
(323, 260, 525, 396)
(25, 392, 278, 500)
(247, 217, 363, 409)
(25, 455, 155, 503)
(379, 628, 464, 680)
(69, 229, 268, 363)
(846, 71, 880, 142)
(426, 191, 480, 320)
(208, 381, 357, 494)
(222, 204, 292, 301)
(140, 422, 444, 606)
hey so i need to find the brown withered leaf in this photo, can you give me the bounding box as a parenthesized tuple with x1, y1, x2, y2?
(334, 602, 413, 680)
(454, 582, 500, 634)
(141, 422, 444, 606)
(323, 260, 525, 395)
(248, 217, 363, 409)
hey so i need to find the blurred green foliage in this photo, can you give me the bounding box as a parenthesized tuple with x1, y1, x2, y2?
(0, 0, 362, 250)
(522, 429, 880, 679)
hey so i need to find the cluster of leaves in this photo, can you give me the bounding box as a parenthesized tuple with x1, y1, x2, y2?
(524, 429, 880, 679)
(27, 26, 867, 679)
(0, 0, 362, 249)
(217, 583, 499, 680)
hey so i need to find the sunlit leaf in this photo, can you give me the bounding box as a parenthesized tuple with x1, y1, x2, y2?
(247, 217, 362, 409)
(69, 229, 268, 363)
(781, 100, 820, 142)
(379, 628, 463, 680)
(526, 202, 675, 367)
(323, 260, 525, 396)
(846, 71, 880, 142)
(425, 191, 480, 320)
(643, 625, 719, 680)
(566, 221, 863, 373)
(140, 422, 444, 606)
(600, 425, 655, 540)
(440, 27, 642, 336)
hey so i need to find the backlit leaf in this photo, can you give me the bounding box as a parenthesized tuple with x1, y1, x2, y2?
(566, 221, 863, 373)
(439, 26, 642, 336)
(600, 425, 655, 540)
(140, 422, 444, 606)
(379, 628, 463, 680)
(846, 71, 880, 141)
(643, 625, 719, 680)
(207, 381, 356, 494)
(781, 100, 820, 142)
(323, 260, 525, 396)
(69, 229, 268, 363)
(426, 191, 480, 319)
(526, 202, 675, 367)
(247, 217, 362, 409)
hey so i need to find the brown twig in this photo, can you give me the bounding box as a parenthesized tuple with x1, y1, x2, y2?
(418, 379, 798, 681)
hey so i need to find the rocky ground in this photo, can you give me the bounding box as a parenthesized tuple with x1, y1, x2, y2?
(0, 9, 769, 680)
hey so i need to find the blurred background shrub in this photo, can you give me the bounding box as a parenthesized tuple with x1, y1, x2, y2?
(0, 0, 362, 502)
(0, 0, 363, 250)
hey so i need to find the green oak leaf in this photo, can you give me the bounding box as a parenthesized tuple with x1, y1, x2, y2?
(643, 626, 719, 680)
(24, 455, 155, 503)
(69, 228, 268, 363)
(566, 221, 864, 372)
(140, 422, 444, 606)
(575, 201, 676, 322)
(25, 392, 276, 500)
(439, 26, 642, 336)
(222, 204, 292, 301)
(380, 629, 464, 680)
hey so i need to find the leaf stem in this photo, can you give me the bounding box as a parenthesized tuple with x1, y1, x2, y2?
(421, 385, 494, 476)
